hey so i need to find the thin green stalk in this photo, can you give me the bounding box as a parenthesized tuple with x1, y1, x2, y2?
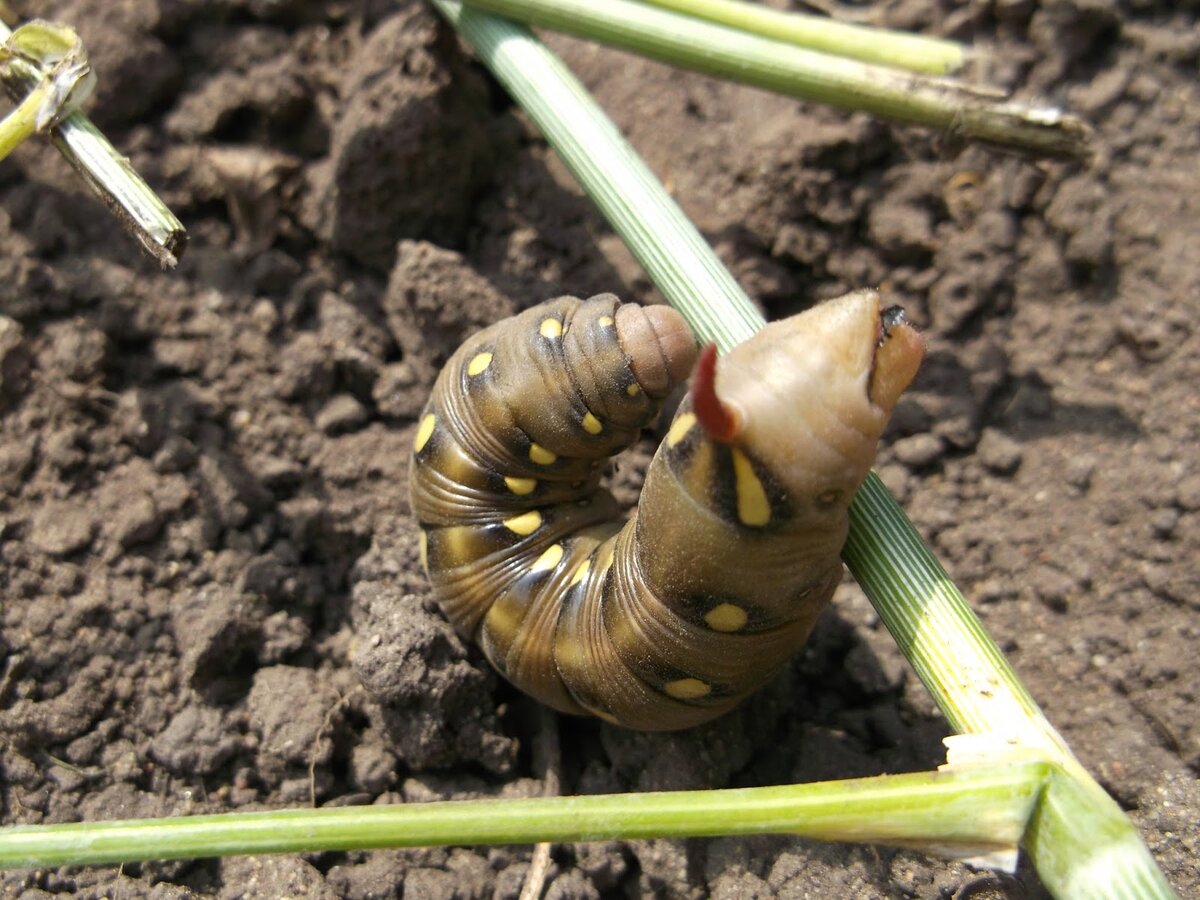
(846, 477, 1177, 898)
(0, 19, 186, 266)
(637, 0, 966, 75)
(462, 0, 1091, 160)
(0, 79, 38, 157)
(0, 20, 90, 159)
(0, 765, 1049, 869)
(431, 4, 1175, 896)
(844, 474, 1071, 757)
(1025, 768, 1179, 900)
(435, 0, 762, 351)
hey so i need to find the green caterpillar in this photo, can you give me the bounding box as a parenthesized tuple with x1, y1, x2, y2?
(409, 291, 923, 730)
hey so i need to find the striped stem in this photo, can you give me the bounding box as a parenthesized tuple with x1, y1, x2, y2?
(462, 0, 1091, 159)
(0, 765, 1050, 869)
(0, 19, 186, 266)
(636, 0, 966, 74)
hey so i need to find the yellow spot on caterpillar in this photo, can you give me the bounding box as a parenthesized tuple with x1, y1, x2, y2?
(626, 383, 640, 397)
(666, 412, 696, 447)
(530, 543, 564, 573)
(555, 634, 585, 671)
(539, 318, 563, 339)
(704, 603, 748, 633)
(414, 414, 436, 452)
(597, 541, 615, 576)
(441, 526, 476, 566)
(418, 530, 429, 571)
(665, 678, 711, 700)
(582, 412, 603, 435)
(482, 602, 520, 653)
(466, 352, 493, 376)
(732, 448, 770, 527)
(569, 559, 591, 586)
(529, 443, 557, 465)
(504, 475, 537, 496)
(598, 315, 614, 327)
(503, 510, 542, 536)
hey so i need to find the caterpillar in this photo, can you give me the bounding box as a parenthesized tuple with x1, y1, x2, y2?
(409, 290, 923, 730)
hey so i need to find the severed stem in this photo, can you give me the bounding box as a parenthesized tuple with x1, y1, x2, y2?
(0, 18, 186, 267)
(461, 0, 1092, 160)
(636, 0, 967, 75)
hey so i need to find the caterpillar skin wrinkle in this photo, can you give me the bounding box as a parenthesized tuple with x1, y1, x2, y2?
(409, 291, 923, 730)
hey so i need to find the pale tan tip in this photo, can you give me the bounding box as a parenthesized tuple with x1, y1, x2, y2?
(869, 320, 924, 413)
(616, 303, 698, 397)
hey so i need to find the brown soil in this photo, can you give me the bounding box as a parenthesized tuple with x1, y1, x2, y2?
(1, 1, 1197, 897)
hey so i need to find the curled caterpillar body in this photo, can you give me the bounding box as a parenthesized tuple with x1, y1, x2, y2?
(409, 291, 923, 730)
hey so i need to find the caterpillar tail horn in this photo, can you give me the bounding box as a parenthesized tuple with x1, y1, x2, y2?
(692, 343, 741, 442)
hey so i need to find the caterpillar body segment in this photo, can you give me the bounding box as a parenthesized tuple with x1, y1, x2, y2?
(409, 290, 923, 730)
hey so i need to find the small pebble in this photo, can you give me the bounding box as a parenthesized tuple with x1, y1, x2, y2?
(1032, 564, 1076, 613)
(109, 492, 164, 548)
(1150, 508, 1178, 539)
(1065, 454, 1097, 492)
(974, 578, 1016, 605)
(875, 463, 912, 503)
(250, 298, 279, 332)
(1140, 564, 1182, 604)
(30, 500, 98, 556)
(1176, 473, 1200, 511)
(252, 454, 304, 490)
(153, 436, 198, 474)
(315, 394, 368, 434)
(892, 433, 944, 468)
(372, 360, 426, 419)
(977, 428, 1023, 476)
(47, 320, 109, 382)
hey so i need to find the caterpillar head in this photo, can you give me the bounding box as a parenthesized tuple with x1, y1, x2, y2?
(693, 289, 924, 503)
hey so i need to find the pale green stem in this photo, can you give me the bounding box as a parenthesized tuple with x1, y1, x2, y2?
(844, 474, 1071, 756)
(846, 476, 1177, 899)
(0, 78, 38, 158)
(0, 764, 1048, 869)
(637, 0, 966, 75)
(462, 0, 1091, 159)
(0, 19, 186, 266)
(430, 4, 1176, 897)
(1025, 768, 1179, 900)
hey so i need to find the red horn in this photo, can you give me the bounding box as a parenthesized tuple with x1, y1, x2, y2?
(692, 343, 740, 442)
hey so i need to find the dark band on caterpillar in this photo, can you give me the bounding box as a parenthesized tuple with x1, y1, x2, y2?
(408, 290, 924, 730)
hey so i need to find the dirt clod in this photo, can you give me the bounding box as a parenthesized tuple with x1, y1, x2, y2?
(29, 500, 98, 557)
(352, 583, 517, 774)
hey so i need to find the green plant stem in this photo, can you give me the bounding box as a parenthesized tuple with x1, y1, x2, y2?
(0, 765, 1049, 869)
(0, 19, 186, 266)
(0, 78, 38, 158)
(435, 0, 762, 351)
(430, 4, 1176, 896)
(845, 476, 1178, 899)
(1026, 768, 1179, 900)
(843, 474, 1069, 755)
(637, 0, 966, 75)
(461, 0, 1091, 160)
